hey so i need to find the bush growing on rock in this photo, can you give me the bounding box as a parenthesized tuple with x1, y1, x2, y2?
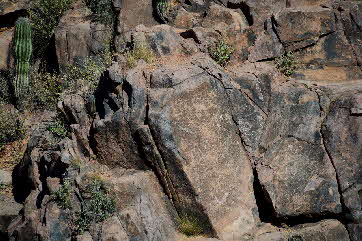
(29, 0, 74, 58)
(125, 42, 155, 68)
(54, 179, 73, 209)
(0, 103, 25, 150)
(75, 177, 116, 234)
(209, 39, 234, 67)
(85, 0, 117, 25)
(275, 51, 298, 77)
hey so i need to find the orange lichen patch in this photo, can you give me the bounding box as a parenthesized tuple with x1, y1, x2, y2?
(0, 27, 13, 33)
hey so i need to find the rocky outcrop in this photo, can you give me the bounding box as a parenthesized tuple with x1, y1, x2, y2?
(1, 0, 362, 240)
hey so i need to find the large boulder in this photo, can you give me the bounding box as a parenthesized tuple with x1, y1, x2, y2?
(54, 1, 112, 70)
(322, 92, 362, 223)
(257, 83, 342, 219)
(147, 55, 259, 239)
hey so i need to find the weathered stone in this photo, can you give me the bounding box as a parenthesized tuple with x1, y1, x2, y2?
(148, 58, 258, 239)
(0, 170, 11, 186)
(257, 138, 341, 218)
(201, 3, 249, 34)
(347, 223, 362, 241)
(253, 219, 350, 241)
(273, 8, 336, 51)
(108, 169, 178, 241)
(76, 232, 93, 241)
(54, 1, 111, 69)
(92, 112, 145, 169)
(101, 216, 129, 241)
(0, 195, 22, 240)
(0, 0, 29, 15)
(0, 29, 13, 71)
(322, 93, 362, 223)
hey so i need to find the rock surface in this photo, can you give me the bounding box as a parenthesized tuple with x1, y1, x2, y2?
(1, 0, 362, 240)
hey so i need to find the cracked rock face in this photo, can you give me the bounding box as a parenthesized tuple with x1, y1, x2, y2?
(1, 0, 362, 240)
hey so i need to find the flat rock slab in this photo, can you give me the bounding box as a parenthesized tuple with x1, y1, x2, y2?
(322, 92, 362, 223)
(148, 63, 258, 239)
(254, 219, 350, 241)
(257, 137, 341, 218)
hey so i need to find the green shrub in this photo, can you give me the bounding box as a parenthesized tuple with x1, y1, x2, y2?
(0, 103, 25, 150)
(275, 51, 298, 77)
(85, 0, 116, 25)
(125, 43, 155, 68)
(46, 117, 68, 139)
(64, 57, 106, 93)
(54, 179, 73, 209)
(209, 39, 234, 67)
(178, 212, 204, 237)
(29, 72, 66, 110)
(29, 0, 74, 58)
(13, 17, 32, 102)
(75, 178, 116, 234)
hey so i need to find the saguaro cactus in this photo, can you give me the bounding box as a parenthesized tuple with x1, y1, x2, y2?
(13, 17, 32, 100)
(156, 0, 170, 23)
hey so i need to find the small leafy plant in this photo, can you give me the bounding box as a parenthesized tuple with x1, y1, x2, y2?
(54, 179, 73, 209)
(209, 39, 234, 67)
(275, 51, 298, 77)
(75, 178, 116, 234)
(178, 212, 205, 237)
(46, 118, 68, 139)
(125, 43, 155, 68)
(30, 72, 66, 110)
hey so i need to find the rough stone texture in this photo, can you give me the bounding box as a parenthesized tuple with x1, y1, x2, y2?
(257, 138, 342, 218)
(101, 216, 129, 241)
(0, 29, 13, 71)
(92, 112, 145, 169)
(0, 0, 29, 15)
(0, 195, 22, 240)
(201, 3, 248, 34)
(108, 169, 179, 241)
(253, 219, 350, 241)
(273, 8, 335, 52)
(54, 1, 112, 69)
(148, 56, 259, 239)
(0, 170, 12, 185)
(347, 223, 362, 241)
(322, 92, 362, 223)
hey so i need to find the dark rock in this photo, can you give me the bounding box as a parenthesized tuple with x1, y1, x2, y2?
(273, 8, 336, 52)
(257, 137, 342, 218)
(322, 93, 362, 223)
(54, 1, 112, 70)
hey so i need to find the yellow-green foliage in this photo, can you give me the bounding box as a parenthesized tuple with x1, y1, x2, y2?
(209, 39, 234, 67)
(275, 51, 298, 77)
(29, 0, 74, 57)
(54, 179, 73, 209)
(178, 213, 204, 237)
(125, 44, 155, 68)
(30, 72, 65, 110)
(64, 57, 107, 93)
